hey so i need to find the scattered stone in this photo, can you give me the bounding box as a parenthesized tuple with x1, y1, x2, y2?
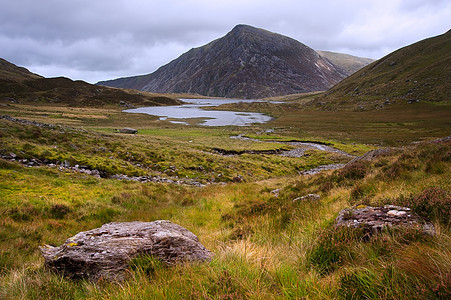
(109, 174, 204, 186)
(293, 193, 320, 202)
(39, 220, 213, 281)
(232, 174, 244, 182)
(335, 205, 435, 236)
(1, 114, 56, 129)
(119, 128, 138, 134)
(270, 188, 281, 197)
(62, 160, 71, 168)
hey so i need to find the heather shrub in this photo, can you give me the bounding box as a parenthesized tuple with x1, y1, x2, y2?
(307, 226, 360, 275)
(338, 161, 369, 180)
(401, 187, 451, 225)
(49, 204, 71, 219)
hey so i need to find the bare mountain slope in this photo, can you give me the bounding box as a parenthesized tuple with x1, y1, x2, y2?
(98, 25, 347, 99)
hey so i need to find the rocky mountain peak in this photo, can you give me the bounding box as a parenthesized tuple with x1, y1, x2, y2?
(98, 25, 347, 98)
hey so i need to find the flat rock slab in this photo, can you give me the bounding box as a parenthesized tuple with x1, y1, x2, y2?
(335, 205, 435, 235)
(40, 220, 213, 281)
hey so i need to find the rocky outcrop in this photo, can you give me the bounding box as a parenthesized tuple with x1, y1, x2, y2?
(335, 205, 435, 235)
(40, 221, 213, 281)
(98, 24, 346, 99)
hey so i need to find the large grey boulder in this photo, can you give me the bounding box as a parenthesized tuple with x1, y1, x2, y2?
(335, 205, 435, 236)
(39, 220, 213, 281)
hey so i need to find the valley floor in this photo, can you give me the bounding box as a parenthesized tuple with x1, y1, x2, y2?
(0, 101, 450, 299)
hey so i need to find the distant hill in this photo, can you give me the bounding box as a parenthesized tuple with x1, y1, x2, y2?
(98, 24, 347, 99)
(316, 51, 374, 76)
(0, 58, 42, 81)
(317, 30, 451, 109)
(0, 59, 180, 107)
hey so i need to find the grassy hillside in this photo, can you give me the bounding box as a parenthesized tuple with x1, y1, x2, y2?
(315, 30, 451, 110)
(0, 58, 181, 108)
(0, 58, 42, 82)
(0, 101, 450, 299)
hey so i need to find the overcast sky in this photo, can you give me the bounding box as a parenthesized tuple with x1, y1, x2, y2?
(1, 0, 450, 83)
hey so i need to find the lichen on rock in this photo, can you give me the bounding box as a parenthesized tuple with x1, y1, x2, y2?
(335, 205, 435, 236)
(39, 220, 213, 281)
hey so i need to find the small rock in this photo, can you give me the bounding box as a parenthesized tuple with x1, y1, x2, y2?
(293, 193, 321, 202)
(232, 175, 244, 182)
(119, 128, 138, 134)
(270, 188, 281, 197)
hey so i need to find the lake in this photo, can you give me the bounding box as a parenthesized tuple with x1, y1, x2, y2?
(123, 98, 276, 126)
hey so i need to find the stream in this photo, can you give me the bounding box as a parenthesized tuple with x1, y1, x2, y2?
(230, 134, 356, 175)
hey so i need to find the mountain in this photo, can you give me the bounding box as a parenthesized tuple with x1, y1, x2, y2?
(316, 51, 374, 76)
(98, 24, 347, 99)
(0, 58, 180, 107)
(318, 30, 451, 108)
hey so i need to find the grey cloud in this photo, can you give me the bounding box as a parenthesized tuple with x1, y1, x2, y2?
(1, 0, 450, 83)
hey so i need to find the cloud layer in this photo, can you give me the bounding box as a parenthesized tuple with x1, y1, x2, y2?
(1, 0, 449, 83)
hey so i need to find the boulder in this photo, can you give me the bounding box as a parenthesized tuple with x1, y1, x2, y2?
(119, 128, 138, 134)
(335, 205, 435, 236)
(39, 220, 213, 281)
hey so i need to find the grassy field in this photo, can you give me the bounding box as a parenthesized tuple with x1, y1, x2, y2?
(0, 101, 450, 299)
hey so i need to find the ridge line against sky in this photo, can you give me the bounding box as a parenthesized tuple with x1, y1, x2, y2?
(1, 0, 450, 83)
